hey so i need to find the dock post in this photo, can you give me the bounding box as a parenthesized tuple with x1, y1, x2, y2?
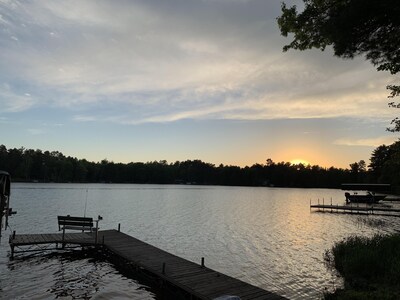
(118, 223, 121, 232)
(201, 257, 205, 267)
(162, 262, 166, 274)
(10, 231, 15, 260)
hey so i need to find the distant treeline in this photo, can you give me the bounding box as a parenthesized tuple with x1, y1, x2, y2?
(0, 143, 399, 189)
(0, 145, 354, 188)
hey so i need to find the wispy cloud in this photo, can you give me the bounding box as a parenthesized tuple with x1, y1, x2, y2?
(73, 115, 98, 122)
(334, 136, 398, 147)
(0, 83, 36, 112)
(28, 128, 45, 135)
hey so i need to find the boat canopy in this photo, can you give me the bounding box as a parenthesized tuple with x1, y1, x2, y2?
(341, 183, 391, 193)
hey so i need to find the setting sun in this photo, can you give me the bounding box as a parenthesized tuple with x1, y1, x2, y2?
(290, 159, 310, 166)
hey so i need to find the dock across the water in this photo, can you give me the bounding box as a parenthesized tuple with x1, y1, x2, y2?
(310, 201, 400, 217)
(9, 229, 287, 300)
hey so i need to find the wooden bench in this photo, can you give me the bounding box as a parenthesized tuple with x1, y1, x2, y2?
(58, 215, 94, 247)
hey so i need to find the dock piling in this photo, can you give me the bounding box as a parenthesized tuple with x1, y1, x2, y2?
(10, 231, 15, 259)
(201, 257, 205, 267)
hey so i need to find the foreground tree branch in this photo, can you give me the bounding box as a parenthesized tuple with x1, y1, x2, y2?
(277, 0, 400, 131)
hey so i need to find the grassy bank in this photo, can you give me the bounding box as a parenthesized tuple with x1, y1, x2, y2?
(324, 234, 400, 299)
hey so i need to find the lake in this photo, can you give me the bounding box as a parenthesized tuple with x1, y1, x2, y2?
(1, 183, 400, 299)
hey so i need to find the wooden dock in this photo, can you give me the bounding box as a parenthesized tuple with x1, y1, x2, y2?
(310, 203, 400, 217)
(9, 230, 287, 300)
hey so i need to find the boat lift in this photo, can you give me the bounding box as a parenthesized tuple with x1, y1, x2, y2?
(0, 171, 16, 238)
(341, 183, 391, 203)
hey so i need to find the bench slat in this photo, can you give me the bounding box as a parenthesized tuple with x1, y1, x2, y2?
(59, 220, 93, 227)
(63, 225, 93, 231)
(58, 216, 93, 222)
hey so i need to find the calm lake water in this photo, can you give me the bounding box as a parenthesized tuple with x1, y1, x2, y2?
(1, 183, 400, 299)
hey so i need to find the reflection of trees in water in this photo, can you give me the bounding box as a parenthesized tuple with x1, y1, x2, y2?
(7, 253, 52, 271)
(354, 216, 387, 229)
(3, 253, 104, 299)
(51, 253, 110, 299)
(2, 251, 155, 299)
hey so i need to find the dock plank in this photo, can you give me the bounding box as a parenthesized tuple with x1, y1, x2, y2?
(236, 287, 272, 298)
(100, 230, 286, 299)
(169, 269, 210, 280)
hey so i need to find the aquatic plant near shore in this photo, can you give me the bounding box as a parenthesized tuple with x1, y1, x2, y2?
(324, 234, 400, 299)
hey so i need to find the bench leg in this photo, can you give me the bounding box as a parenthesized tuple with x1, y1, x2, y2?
(62, 228, 65, 249)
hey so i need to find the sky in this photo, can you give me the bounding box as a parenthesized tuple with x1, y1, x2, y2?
(0, 0, 398, 168)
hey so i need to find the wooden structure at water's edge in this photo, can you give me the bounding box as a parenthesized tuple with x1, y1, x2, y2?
(9, 229, 287, 300)
(310, 202, 400, 217)
(1, 171, 16, 238)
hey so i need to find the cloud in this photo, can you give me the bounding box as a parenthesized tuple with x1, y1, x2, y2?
(28, 128, 45, 135)
(73, 115, 98, 122)
(334, 136, 398, 147)
(0, 0, 395, 124)
(0, 83, 36, 112)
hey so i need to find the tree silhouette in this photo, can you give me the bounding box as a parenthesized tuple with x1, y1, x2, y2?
(0, 144, 356, 188)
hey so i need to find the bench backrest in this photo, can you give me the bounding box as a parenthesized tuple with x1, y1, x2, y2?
(58, 215, 93, 228)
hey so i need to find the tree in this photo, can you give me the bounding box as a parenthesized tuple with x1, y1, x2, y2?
(277, 0, 400, 130)
(369, 144, 391, 181)
(349, 161, 363, 173)
(349, 160, 366, 182)
(369, 141, 400, 185)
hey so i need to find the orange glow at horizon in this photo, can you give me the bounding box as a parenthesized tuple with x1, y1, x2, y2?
(290, 159, 310, 166)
